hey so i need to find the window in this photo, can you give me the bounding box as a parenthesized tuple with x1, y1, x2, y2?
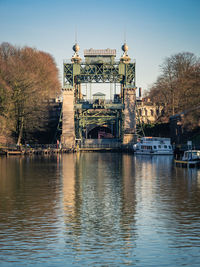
(154, 146, 157, 149)
(164, 145, 167, 148)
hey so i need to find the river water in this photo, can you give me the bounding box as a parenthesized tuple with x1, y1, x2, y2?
(0, 153, 200, 266)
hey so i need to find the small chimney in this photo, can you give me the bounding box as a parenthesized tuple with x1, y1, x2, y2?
(139, 87, 142, 98)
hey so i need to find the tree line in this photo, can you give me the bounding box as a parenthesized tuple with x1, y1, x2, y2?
(0, 42, 61, 145)
(146, 52, 200, 131)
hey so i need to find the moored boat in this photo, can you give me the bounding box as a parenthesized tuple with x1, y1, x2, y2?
(174, 150, 200, 167)
(133, 137, 174, 155)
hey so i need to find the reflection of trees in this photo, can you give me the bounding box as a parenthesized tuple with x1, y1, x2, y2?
(159, 167, 200, 229)
(134, 155, 200, 246)
(0, 156, 61, 256)
(159, 167, 200, 248)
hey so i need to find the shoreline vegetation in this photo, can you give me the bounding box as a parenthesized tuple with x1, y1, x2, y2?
(145, 52, 200, 130)
(0, 42, 61, 146)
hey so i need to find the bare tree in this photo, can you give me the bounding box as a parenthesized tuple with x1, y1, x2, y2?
(0, 42, 61, 145)
(147, 52, 200, 127)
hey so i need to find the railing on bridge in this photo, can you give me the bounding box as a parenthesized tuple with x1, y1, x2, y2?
(78, 99, 121, 104)
(63, 59, 136, 64)
(80, 139, 121, 149)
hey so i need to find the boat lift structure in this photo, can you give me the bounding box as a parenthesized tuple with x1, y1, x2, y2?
(61, 43, 137, 149)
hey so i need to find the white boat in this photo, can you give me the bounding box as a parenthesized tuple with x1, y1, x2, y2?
(133, 137, 174, 155)
(182, 150, 200, 161)
(175, 150, 200, 167)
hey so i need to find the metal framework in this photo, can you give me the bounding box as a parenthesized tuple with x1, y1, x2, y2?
(64, 61, 135, 85)
(74, 109, 123, 139)
(63, 44, 136, 142)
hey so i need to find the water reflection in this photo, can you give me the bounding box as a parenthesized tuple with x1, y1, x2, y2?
(133, 154, 200, 263)
(1, 154, 200, 266)
(0, 156, 62, 264)
(62, 153, 82, 237)
(61, 153, 137, 263)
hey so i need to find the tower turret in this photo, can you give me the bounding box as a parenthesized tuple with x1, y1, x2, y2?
(120, 42, 131, 63)
(71, 42, 81, 63)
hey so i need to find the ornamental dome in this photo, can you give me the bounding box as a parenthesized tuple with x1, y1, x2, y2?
(73, 43, 80, 53)
(122, 43, 128, 52)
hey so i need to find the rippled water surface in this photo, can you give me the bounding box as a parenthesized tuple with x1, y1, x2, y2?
(1, 153, 200, 266)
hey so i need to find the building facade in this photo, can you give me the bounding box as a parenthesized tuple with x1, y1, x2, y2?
(136, 98, 163, 124)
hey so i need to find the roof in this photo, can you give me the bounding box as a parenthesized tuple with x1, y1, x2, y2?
(84, 48, 116, 57)
(93, 92, 106, 96)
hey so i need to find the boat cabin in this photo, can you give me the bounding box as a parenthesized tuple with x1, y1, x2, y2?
(134, 137, 173, 155)
(182, 150, 200, 161)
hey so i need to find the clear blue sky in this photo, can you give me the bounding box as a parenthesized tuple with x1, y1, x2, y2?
(0, 0, 199, 96)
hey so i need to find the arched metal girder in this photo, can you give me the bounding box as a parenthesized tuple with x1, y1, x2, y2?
(75, 110, 122, 127)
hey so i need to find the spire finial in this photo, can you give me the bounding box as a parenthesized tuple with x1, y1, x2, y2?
(120, 33, 130, 63)
(73, 25, 80, 55)
(124, 26, 126, 43)
(72, 27, 81, 63)
(75, 25, 77, 43)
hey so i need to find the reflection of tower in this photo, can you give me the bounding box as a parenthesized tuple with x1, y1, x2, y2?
(121, 154, 136, 234)
(62, 154, 75, 214)
(62, 154, 82, 235)
(61, 153, 138, 247)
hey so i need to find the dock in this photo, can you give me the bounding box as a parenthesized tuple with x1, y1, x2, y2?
(174, 159, 200, 168)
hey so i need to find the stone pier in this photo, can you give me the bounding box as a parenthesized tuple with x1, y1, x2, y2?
(123, 87, 137, 145)
(61, 88, 75, 148)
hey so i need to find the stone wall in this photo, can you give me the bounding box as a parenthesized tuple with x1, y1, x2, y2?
(123, 87, 137, 144)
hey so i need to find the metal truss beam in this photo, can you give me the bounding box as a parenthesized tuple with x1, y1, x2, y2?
(64, 62, 135, 85)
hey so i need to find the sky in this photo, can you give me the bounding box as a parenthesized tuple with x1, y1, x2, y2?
(0, 0, 200, 97)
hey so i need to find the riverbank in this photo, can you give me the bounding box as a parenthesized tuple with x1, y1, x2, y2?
(0, 147, 75, 156)
(1, 143, 198, 157)
(0, 143, 133, 155)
